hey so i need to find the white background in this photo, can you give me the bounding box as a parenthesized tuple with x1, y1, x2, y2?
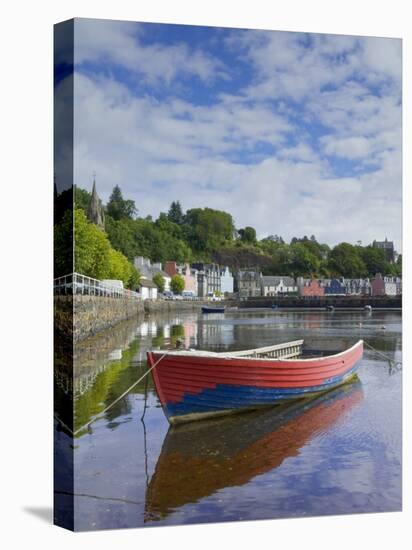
(0, 1, 409, 548)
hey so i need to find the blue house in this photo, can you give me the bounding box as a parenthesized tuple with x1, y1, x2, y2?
(324, 278, 347, 295)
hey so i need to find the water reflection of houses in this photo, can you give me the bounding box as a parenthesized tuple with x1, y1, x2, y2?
(136, 321, 158, 338)
(197, 316, 235, 351)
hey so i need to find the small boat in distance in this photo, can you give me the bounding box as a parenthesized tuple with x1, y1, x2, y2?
(147, 339, 363, 425)
(201, 305, 225, 314)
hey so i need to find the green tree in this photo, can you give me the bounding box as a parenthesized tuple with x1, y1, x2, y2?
(258, 235, 284, 256)
(171, 274, 185, 294)
(328, 243, 367, 277)
(289, 242, 320, 277)
(155, 212, 182, 239)
(74, 208, 111, 279)
(153, 272, 165, 293)
(106, 185, 137, 220)
(74, 186, 91, 211)
(167, 201, 184, 225)
(74, 208, 139, 287)
(54, 208, 73, 276)
(358, 246, 390, 277)
(395, 254, 402, 276)
(238, 226, 257, 244)
(184, 207, 235, 253)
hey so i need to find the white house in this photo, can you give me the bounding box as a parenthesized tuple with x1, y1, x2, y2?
(139, 277, 158, 300)
(261, 276, 297, 296)
(134, 256, 171, 292)
(220, 266, 234, 295)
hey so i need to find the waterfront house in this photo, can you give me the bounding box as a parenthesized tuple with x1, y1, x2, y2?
(134, 256, 171, 292)
(191, 263, 221, 297)
(324, 278, 347, 296)
(298, 278, 325, 297)
(261, 276, 297, 296)
(371, 273, 400, 296)
(139, 277, 158, 300)
(178, 263, 198, 296)
(164, 262, 198, 295)
(344, 278, 371, 296)
(220, 266, 234, 295)
(236, 269, 262, 298)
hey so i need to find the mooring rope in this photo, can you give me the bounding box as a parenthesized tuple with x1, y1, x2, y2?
(363, 340, 402, 371)
(55, 350, 170, 437)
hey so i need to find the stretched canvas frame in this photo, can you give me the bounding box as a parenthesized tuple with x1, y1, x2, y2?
(54, 18, 402, 532)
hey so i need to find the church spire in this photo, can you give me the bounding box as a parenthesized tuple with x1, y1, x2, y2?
(87, 173, 105, 230)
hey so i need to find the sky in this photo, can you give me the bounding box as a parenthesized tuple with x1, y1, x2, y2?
(63, 18, 401, 250)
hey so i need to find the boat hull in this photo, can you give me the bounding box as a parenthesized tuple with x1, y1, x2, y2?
(201, 306, 225, 313)
(147, 340, 363, 424)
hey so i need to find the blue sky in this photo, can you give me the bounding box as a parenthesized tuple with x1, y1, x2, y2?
(61, 18, 401, 250)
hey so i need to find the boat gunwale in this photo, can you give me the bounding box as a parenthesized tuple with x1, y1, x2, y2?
(150, 339, 363, 364)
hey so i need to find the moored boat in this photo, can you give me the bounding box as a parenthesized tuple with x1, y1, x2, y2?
(147, 339, 363, 425)
(201, 305, 225, 314)
(144, 379, 363, 521)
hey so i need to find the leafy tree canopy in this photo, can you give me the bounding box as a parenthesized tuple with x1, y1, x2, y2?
(74, 186, 91, 212)
(171, 274, 185, 294)
(74, 209, 140, 287)
(328, 243, 367, 278)
(238, 226, 257, 244)
(71, 186, 400, 281)
(106, 185, 137, 221)
(153, 272, 166, 293)
(184, 207, 235, 253)
(167, 201, 184, 225)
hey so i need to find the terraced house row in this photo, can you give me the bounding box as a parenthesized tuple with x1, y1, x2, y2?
(132, 257, 401, 300)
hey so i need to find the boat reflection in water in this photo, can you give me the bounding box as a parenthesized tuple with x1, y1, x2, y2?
(144, 377, 363, 522)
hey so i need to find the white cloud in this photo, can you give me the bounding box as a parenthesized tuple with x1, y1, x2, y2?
(321, 136, 372, 159)
(74, 18, 227, 85)
(71, 26, 402, 251)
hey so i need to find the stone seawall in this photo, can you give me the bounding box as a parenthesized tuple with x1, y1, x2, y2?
(54, 295, 145, 342)
(239, 295, 402, 309)
(144, 300, 209, 314)
(55, 296, 219, 342)
(74, 295, 145, 341)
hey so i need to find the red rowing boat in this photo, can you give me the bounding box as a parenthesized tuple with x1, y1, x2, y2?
(144, 378, 363, 521)
(147, 339, 363, 424)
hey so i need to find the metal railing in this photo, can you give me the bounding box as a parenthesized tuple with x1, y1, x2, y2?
(54, 272, 141, 299)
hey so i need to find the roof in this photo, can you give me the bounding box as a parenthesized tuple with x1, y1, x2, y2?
(261, 276, 295, 286)
(139, 278, 158, 288)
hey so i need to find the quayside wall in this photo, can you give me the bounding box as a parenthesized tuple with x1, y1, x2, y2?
(54, 295, 145, 342)
(54, 296, 214, 342)
(239, 295, 402, 309)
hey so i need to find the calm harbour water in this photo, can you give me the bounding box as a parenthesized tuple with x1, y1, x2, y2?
(54, 309, 402, 530)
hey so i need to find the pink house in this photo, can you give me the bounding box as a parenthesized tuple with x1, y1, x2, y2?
(163, 262, 198, 295)
(371, 273, 398, 296)
(299, 279, 325, 297)
(178, 263, 198, 295)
